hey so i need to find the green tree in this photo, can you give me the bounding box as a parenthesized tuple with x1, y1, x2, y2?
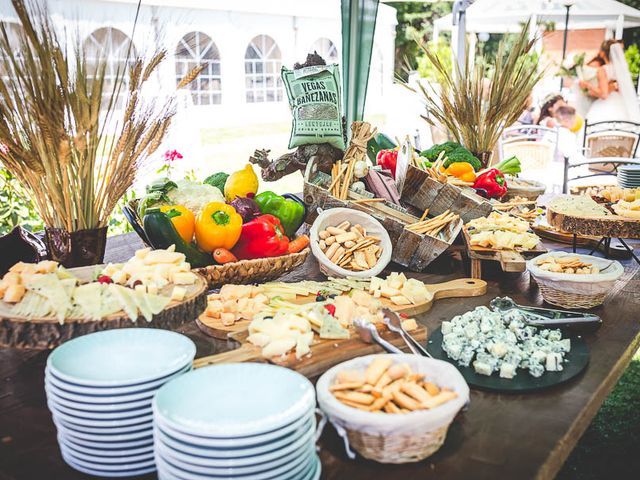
(393, 1, 452, 79)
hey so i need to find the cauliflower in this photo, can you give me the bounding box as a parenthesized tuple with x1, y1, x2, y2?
(166, 180, 225, 214)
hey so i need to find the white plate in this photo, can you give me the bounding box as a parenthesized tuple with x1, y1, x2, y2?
(155, 447, 313, 480)
(45, 378, 158, 404)
(47, 328, 195, 387)
(59, 432, 154, 450)
(53, 414, 153, 435)
(48, 399, 151, 420)
(46, 389, 152, 411)
(45, 363, 191, 396)
(61, 449, 156, 473)
(157, 442, 315, 477)
(59, 437, 154, 458)
(59, 442, 154, 464)
(155, 426, 315, 469)
(153, 417, 313, 459)
(48, 403, 153, 428)
(57, 424, 152, 443)
(153, 364, 315, 438)
(62, 458, 156, 478)
(154, 409, 314, 448)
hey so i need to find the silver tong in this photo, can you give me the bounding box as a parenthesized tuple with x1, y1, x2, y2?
(489, 297, 602, 328)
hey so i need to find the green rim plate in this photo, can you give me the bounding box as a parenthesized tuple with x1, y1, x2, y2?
(426, 327, 589, 392)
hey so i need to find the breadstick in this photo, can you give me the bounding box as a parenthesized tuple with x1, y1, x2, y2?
(424, 381, 440, 396)
(334, 391, 375, 406)
(337, 221, 351, 231)
(336, 370, 365, 384)
(392, 390, 420, 411)
(374, 372, 392, 390)
(324, 242, 340, 260)
(340, 399, 370, 411)
(387, 364, 407, 381)
(365, 358, 392, 386)
(330, 382, 365, 392)
(326, 226, 347, 236)
(401, 382, 431, 403)
(420, 390, 458, 409)
(384, 401, 401, 414)
(367, 396, 390, 412)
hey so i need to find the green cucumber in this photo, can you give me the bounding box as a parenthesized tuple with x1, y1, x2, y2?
(142, 209, 213, 268)
(367, 133, 397, 163)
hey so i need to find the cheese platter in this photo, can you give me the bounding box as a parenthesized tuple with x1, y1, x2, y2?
(196, 275, 487, 340)
(192, 323, 429, 380)
(0, 247, 207, 349)
(462, 212, 546, 279)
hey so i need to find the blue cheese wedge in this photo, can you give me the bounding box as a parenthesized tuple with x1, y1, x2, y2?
(319, 315, 350, 340)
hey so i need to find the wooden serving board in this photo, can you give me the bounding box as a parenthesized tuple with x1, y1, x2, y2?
(196, 277, 487, 340)
(547, 207, 640, 239)
(192, 324, 428, 379)
(0, 266, 208, 349)
(462, 226, 546, 278)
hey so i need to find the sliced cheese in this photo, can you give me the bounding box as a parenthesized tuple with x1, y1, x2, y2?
(73, 283, 103, 320)
(109, 284, 139, 322)
(23, 274, 72, 323)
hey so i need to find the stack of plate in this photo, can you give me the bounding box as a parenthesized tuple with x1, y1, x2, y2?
(45, 328, 196, 478)
(617, 165, 640, 188)
(153, 364, 321, 480)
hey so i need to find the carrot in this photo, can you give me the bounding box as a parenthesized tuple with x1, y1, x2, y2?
(288, 234, 310, 254)
(213, 248, 238, 264)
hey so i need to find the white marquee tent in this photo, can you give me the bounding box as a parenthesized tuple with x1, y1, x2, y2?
(434, 0, 640, 39)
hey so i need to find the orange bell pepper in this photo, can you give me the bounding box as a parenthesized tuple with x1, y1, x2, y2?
(159, 205, 195, 243)
(195, 202, 243, 253)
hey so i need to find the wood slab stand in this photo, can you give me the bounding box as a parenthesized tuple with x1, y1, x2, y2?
(462, 227, 546, 279)
(0, 267, 208, 349)
(192, 324, 428, 379)
(196, 277, 487, 340)
(546, 207, 640, 239)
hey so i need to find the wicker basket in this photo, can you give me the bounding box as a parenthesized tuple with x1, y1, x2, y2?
(193, 249, 309, 289)
(503, 177, 546, 202)
(316, 354, 469, 464)
(527, 252, 624, 309)
(122, 199, 309, 288)
(536, 284, 607, 309)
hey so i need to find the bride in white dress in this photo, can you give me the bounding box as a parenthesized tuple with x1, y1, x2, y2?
(580, 40, 640, 123)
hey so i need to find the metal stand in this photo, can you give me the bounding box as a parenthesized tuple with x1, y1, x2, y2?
(585, 236, 640, 265)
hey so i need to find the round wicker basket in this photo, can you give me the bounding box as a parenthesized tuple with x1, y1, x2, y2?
(193, 249, 309, 289)
(536, 284, 607, 309)
(317, 354, 469, 464)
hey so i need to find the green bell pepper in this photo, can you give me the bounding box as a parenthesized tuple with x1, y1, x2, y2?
(254, 192, 305, 238)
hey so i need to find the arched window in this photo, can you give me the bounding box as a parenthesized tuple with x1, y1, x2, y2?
(175, 32, 221, 105)
(309, 38, 338, 64)
(84, 27, 136, 109)
(244, 35, 283, 103)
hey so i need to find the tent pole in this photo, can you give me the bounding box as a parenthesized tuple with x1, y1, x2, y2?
(452, 0, 472, 80)
(560, 4, 572, 90)
(615, 14, 624, 39)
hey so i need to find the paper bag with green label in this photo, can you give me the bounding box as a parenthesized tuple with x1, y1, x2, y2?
(281, 64, 345, 151)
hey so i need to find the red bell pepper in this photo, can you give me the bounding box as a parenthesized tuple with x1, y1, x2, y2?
(473, 168, 507, 199)
(231, 214, 290, 260)
(376, 149, 398, 178)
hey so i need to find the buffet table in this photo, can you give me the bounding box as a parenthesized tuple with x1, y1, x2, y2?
(0, 232, 639, 480)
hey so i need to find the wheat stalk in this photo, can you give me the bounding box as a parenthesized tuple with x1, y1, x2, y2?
(0, 0, 202, 232)
(409, 22, 546, 156)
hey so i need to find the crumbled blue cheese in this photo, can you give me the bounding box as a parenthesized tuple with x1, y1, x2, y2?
(441, 306, 571, 379)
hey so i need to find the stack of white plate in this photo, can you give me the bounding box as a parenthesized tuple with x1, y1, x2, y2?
(618, 165, 640, 188)
(45, 328, 196, 478)
(153, 363, 321, 480)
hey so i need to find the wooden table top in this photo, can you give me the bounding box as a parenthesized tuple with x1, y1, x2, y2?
(1, 232, 639, 480)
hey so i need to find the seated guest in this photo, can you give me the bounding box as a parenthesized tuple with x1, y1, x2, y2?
(537, 94, 566, 128)
(553, 105, 577, 130)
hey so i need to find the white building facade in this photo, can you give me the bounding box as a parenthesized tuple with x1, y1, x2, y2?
(0, 0, 398, 129)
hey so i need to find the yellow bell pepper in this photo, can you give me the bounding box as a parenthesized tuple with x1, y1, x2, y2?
(224, 164, 259, 202)
(195, 202, 243, 253)
(159, 205, 195, 243)
(445, 162, 475, 178)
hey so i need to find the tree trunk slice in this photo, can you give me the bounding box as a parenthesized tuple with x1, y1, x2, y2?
(193, 324, 428, 379)
(0, 268, 207, 349)
(546, 207, 640, 239)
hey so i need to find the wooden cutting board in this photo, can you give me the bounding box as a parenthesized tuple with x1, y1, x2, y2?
(196, 277, 487, 340)
(192, 324, 428, 379)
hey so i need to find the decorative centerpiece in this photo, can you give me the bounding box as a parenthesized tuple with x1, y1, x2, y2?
(0, 0, 202, 267)
(412, 22, 544, 167)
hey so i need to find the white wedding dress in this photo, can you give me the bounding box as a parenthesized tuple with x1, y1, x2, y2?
(586, 44, 640, 124)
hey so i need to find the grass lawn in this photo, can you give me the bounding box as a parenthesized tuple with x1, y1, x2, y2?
(558, 349, 640, 480)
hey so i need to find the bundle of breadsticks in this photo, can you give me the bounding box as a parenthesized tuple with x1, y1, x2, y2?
(317, 220, 382, 271)
(330, 358, 458, 414)
(405, 209, 459, 238)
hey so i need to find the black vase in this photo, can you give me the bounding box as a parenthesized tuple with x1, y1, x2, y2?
(45, 226, 108, 268)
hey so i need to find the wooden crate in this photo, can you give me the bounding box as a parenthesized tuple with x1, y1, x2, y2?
(401, 165, 492, 222)
(303, 163, 461, 272)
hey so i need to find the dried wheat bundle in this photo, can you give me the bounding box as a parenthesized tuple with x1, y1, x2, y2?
(0, 0, 202, 232)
